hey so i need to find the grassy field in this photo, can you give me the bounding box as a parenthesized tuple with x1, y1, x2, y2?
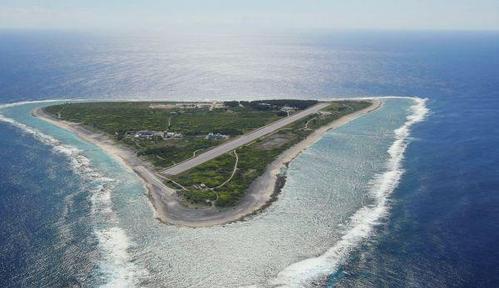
(44, 99, 370, 207)
(44, 100, 316, 167)
(171, 100, 371, 207)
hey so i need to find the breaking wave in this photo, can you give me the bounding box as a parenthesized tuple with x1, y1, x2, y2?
(0, 102, 147, 287)
(270, 97, 429, 287)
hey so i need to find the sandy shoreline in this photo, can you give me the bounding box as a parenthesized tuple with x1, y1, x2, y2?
(240, 98, 383, 220)
(33, 99, 382, 227)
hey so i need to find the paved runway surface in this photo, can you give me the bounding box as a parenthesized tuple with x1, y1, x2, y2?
(162, 102, 330, 175)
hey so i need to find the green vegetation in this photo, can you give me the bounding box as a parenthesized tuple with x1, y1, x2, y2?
(44, 101, 294, 166)
(44, 99, 371, 208)
(171, 100, 372, 207)
(44, 101, 286, 137)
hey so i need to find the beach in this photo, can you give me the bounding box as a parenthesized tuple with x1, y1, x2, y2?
(33, 99, 382, 227)
(3, 30, 493, 288)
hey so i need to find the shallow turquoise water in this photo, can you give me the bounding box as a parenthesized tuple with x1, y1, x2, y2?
(1, 102, 150, 286)
(2, 31, 499, 288)
(1, 98, 415, 287)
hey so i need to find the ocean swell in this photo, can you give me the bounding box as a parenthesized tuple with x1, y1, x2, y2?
(0, 104, 147, 287)
(270, 97, 429, 287)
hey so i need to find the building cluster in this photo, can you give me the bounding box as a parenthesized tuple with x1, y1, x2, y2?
(134, 130, 157, 140)
(205, 132, 229, 140)
(164, 131, 183, 139)
(280, 105, 296, 116)
(130, 130, 228, 141)
(132, 130, 183, 140)
(149, 101, 226, 111)
(280, 105, 296, 113)
(256, 102, 297, 115)
(174, 101, 225, 111)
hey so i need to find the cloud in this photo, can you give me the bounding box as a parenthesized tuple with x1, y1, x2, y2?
(0, 1, 498, 31)
(0, 6, 99, 29)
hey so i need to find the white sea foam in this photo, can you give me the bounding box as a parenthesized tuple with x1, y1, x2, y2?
(96, 226, 148, 288)
(270, 97, 429, 287)
(0, 105, 148, 287)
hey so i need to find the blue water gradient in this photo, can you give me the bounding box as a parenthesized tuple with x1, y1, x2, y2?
(1, 30, 498, 287)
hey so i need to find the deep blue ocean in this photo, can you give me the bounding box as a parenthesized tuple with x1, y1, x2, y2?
(0, 30, 498, 287)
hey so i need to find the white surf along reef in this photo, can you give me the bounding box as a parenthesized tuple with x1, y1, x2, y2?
(1, 97, 427, 288)
(0, 101, 148, 288)
(271, 97, 428, 287)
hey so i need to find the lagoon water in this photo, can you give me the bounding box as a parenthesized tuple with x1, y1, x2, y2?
(1, 31, 498, 287)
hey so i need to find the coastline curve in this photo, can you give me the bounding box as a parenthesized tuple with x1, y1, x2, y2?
(270, 97, 429, 287)
(31, 98, 383, 228)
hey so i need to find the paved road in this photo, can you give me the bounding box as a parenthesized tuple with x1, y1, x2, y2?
(162, 102, 330, 176)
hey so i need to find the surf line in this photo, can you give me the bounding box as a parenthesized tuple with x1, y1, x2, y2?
(270, 97, 429, 288)
(0, 103, 148, 287)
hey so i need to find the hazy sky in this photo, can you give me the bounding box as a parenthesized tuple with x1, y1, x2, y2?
(1, 0, 498, 31)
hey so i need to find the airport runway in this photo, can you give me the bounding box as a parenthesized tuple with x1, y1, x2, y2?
(162, 102, 330, 175)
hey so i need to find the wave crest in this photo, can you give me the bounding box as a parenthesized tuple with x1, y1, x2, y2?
(0, 108, 148, 287)
(270, 97, 429, 287)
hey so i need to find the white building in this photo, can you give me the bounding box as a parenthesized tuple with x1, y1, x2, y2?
(164, 131, 183, 139)
(205, 132, 229, 140)
(134, 131, 155, 139)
